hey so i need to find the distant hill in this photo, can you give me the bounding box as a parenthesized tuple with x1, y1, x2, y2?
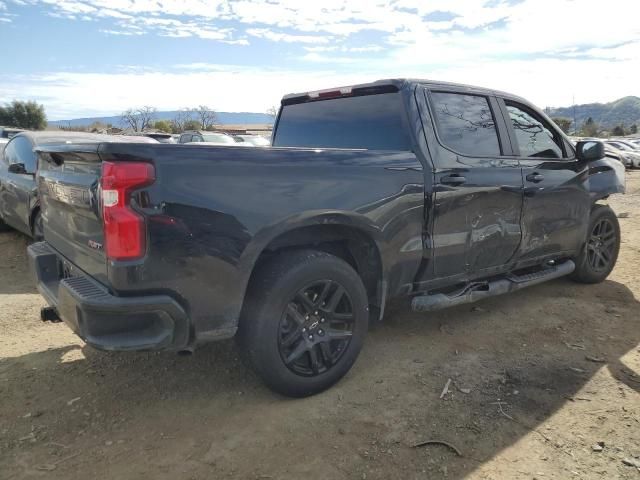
(547, 96, 640, 130)
(48, 111, 274, 128)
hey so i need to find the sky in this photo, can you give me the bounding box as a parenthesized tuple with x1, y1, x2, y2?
(0, 0, 639, 121)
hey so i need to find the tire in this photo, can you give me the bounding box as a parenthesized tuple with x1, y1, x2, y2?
(31, 211, 43, 241)
(237, 249, 369, 397)
(0, 217, 11, 233)
(570, 205, 620, 284)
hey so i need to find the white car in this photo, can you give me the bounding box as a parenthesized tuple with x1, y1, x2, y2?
(604, 141, 640, 168)
(233, 135, 270, 146)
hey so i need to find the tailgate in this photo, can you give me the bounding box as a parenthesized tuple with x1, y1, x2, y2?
(36, 145, 108, 284)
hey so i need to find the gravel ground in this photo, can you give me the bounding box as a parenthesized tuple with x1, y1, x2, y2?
(1, 172, 639, 480)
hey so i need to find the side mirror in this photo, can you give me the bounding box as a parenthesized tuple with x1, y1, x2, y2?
(8, 162, 28, 174)
(576, 140, 604, 162)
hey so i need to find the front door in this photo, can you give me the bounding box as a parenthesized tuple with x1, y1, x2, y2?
(498, 99, 591, 262)
(423, 90, 524, 283)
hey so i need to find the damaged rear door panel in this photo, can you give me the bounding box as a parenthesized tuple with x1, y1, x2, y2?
(418, 88, 524, 284)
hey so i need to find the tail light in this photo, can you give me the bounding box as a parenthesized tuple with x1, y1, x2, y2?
(101, 161, 155, 261)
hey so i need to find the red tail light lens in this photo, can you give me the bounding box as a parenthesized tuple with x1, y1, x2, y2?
(101, 161, 155, 261)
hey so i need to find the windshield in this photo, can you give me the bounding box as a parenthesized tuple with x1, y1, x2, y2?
(202, 133, 235, 144)
(273, 92, 411, 150)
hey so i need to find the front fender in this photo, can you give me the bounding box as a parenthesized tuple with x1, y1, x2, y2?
(588, 156, 625, 201)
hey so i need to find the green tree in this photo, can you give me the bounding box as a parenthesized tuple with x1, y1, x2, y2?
(630, 124, 638, 135)
(552, 117, 572, 134)
(581, 117, 599, 137)
(612, 125, 626, 136)
(0, 100, 47, 130)
(153, 120, 172, 133)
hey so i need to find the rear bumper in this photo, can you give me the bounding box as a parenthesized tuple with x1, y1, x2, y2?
(28, 242, 190, 351)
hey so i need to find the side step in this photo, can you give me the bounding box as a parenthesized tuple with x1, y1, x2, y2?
(411, 260, 575, 312)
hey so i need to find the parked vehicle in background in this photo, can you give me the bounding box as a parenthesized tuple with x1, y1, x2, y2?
(129, 132, 175, 143)
(178, 131, 236, 145)
(233, 135, 270, 146)
(604, 140, 640, 168)
(0, 127, 24, 139)
(607, 139, 640, 151)
(0, 132, 157, 239)
(604, 145, 633, 168)
(28, 79, 624, 397)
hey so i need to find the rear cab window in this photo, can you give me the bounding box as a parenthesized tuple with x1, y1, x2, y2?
(429, 91, 502, 157)
(273, 91, 411, 151)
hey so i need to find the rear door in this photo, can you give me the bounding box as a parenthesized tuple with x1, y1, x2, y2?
(498, 98, 590, 261)
(423, 89, 524, 282)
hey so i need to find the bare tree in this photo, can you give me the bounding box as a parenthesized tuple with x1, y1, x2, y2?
(120, 106, 157, 132)
(171, 108, 193, 133)
(266, 106, 279, 119)
(193, 105, 217, 130)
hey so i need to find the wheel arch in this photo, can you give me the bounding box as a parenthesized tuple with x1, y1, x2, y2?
(239, 214, 387, 323)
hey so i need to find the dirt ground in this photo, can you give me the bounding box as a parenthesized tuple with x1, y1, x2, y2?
(1, 174, 639, 480)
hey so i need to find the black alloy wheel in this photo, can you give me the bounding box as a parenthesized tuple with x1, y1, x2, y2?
(570, 205, 620, 284)
(586, 217, 616, 273)
(278, 280, 355, 377)
(237, 249, 369, 397)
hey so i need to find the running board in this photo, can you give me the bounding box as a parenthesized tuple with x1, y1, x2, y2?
(411, 260, 575, 312)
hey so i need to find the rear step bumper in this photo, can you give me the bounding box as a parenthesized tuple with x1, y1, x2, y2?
(411, 260, 575, 312)
(28, 242, 189, 351)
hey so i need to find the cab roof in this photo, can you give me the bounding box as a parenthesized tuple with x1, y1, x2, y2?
(282, 78, 529, 105)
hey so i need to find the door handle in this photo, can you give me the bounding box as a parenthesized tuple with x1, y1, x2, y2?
(526, 172, 544, 183)
(440, 174, 466, 186)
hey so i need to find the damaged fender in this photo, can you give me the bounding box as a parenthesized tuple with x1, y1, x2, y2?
(587, 156, 626, 201)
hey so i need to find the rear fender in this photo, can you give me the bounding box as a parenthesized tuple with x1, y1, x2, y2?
(239, 210, 386, 276)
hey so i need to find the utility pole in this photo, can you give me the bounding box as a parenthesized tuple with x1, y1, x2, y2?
(573, 94, 577, 135)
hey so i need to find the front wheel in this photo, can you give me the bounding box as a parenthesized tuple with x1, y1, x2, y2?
(237, 250, 369, 397)
(570, 205, 620, 284)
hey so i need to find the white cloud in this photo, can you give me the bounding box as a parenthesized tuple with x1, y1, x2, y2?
(2, 0, 639, 118)
(246, 28, 330, 44)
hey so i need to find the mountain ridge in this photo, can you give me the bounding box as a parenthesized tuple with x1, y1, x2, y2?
(547, 96, 640, 130)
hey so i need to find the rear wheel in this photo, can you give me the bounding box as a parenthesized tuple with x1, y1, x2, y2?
(570, 205, 620, 284)
(237, 250, 369, 397)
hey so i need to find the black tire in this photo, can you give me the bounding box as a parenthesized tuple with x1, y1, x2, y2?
(237, 249, 369, 397)
(31, 211, 43, 241)
(570, 205, 620, 284)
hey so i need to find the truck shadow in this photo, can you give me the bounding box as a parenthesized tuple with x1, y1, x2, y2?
(1, 278, 639, 479)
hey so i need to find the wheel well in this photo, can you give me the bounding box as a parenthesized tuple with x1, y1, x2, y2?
(29, 206, 40, 231)
(250, 225, 384, 317)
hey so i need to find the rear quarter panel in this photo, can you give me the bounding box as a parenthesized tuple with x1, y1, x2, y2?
(99, 144, 425, 341)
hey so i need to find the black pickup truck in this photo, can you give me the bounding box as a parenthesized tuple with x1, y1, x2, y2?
(28, 79, 625, 397)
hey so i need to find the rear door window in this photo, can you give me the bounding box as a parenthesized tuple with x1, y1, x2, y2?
(273, 92, 411, 151)
(430, 92, 502, 156)
(505, 102, 564, 159)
